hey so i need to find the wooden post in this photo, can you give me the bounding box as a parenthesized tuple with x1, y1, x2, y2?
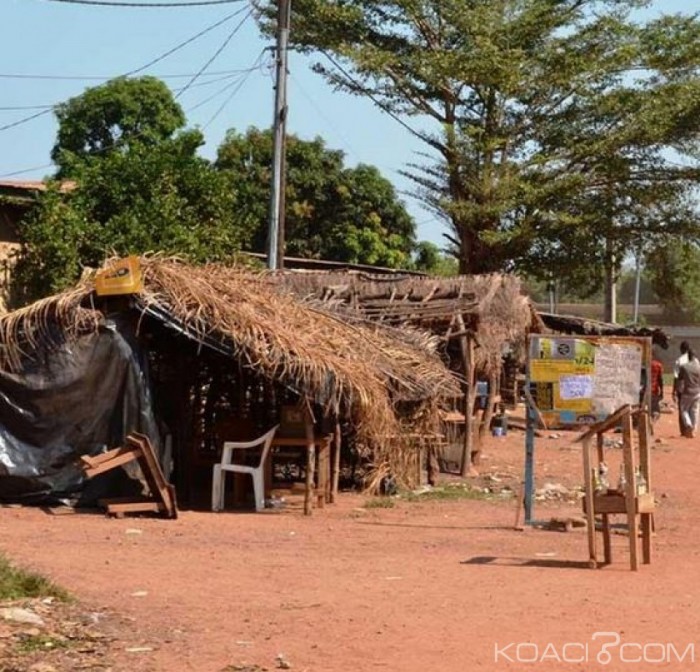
(582, 435, 597, 568)
(638, 410, 652, 564)
(622, 413, 639, 571)
(331, 422, 341, 504)
(304, 414, 315, 516)
(478, 371, 499, 443)
(456, 313, 475, 477)
(599, 428, 611, 564)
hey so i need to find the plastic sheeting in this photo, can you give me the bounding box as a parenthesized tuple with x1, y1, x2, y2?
(0, 317, 160, 505)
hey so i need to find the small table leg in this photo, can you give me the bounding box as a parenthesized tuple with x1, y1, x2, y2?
(304, 443, 315, 516)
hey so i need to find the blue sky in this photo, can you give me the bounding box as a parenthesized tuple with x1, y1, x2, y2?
(0, 0, 695, 246)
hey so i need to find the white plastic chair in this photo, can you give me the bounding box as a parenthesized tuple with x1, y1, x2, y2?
(211, 424, 279, 512)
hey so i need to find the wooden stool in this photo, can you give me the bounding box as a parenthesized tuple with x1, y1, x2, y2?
(578, 405, 654, 570)
(80, 433, 178, 519)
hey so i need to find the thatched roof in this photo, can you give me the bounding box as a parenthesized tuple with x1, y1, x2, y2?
(0, 258, 461, 484)
(538, 312, 670, 348)
(274, 270, 542, 372)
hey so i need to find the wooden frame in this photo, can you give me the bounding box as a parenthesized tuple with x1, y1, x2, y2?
(578, 406, 654, 570)
(81, 433, 178, 519)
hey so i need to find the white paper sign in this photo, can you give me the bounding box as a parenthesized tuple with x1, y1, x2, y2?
(559, 374, 594, 400)
(593, 344, 642, 415)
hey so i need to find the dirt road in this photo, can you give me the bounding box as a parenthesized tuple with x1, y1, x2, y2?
(2, 410, 699, 671)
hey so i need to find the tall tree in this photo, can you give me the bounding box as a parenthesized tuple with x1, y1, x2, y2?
(14, 132, 249, 304)
(51, 76, 187, 177)
(216, 127, 416, 267)
(265, 0, 700, 280)
(646, 239, 700, 324)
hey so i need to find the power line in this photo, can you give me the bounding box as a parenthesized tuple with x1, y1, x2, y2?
(0, 163, 55, 178)
(0, 7, 248, 134)
(0, 71, 258, 113)
(320, 50, 428, 145)
(124, 6, 248, 77)
(202, 49, 268, 129)
(45, 0, 244, 7)
(0, 68, 248, 81)
(0, 48, 266, 178)
(175, 7, 253, 99)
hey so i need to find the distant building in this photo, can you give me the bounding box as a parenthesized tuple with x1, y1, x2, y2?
(0, 179, 75, 311)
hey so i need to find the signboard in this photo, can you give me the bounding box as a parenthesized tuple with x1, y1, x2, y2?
(95, 256, 143, 296)
(528, 335, 651, 428)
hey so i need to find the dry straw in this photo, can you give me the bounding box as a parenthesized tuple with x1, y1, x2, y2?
(0, 257, 462, 488)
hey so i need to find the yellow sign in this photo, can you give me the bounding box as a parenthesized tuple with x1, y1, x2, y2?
(95, 256, 143, 296)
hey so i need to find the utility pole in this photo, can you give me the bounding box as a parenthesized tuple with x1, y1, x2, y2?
(267, 0, 291, 271)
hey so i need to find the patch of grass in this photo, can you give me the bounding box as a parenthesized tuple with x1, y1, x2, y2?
(363, 497, 396, 509)
(16, 634, 70, 654)
(400, 483, 494, 503)
(0, 554, 70, 602)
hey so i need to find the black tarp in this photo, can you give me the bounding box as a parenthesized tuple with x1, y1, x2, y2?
(0, 316, 160, 505)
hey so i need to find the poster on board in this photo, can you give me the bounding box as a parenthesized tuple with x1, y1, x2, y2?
(528, 335, 650, 428)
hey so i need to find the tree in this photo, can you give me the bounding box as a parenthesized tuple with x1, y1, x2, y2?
(14, 132, 250, 304)
(646, 239, 700, 324)
(51, 76, 187, 177)
(216, 127, 416, 267)
(262, 0, 700, 283)
(413, 241, 458, 276)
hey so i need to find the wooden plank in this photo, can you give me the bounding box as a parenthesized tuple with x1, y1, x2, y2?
(105, 501, 163, 514)
(575, 404, 631, 443)
(82, 449, 140, 478)
(331, 422, 341, 504)
(641, 513, 652, 564)
(582, 436, 597, 568)
(81, 446, 131, 468)
(304, 417, 315, 516)
(602, 514, 612, 565)
(622, 413, 639, 571)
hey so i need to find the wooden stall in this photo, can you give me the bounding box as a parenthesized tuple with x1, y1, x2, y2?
(278, 271, 541, 475)
(577, 405, 654, 570)
(0, 257, 460, 511)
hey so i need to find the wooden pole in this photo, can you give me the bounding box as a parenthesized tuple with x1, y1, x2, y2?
(331, 421, 341, 503)
(456, 314, 475, 477)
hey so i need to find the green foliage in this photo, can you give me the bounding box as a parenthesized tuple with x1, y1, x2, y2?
(0, 554, 70, 601)
(413, 241, 458, 276)
(264, 0, 700, 285)
(52, 76, 186, 176)
(363, 497, 396, 509)
(14, 133, 249, 304)
(216, 127, 416, 267)
(646, 240, 700, 323)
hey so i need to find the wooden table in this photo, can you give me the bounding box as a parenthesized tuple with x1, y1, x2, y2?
(269, 434, 333, 515)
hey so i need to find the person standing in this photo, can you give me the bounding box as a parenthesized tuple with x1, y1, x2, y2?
(650, 348, 664, 422)
(674, 341, 691, 435)
(677, 346, 700, 438)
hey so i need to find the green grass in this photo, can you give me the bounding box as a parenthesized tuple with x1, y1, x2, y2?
(16, 634, 70, 654)
(363, 497, 396, 509)
(0, 554, 70, 602)
(400, 483, 498, 503)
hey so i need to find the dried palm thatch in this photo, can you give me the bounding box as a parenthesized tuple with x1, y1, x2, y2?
(276, 270, 541, 374)
(0, 257, 462, 489)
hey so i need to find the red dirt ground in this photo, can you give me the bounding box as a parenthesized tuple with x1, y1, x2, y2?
(2, 410, 699, 672)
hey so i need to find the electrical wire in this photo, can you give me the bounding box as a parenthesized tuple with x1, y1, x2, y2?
(202, 49, 267, 129)
(0, 7, 248, 133)
(320, 50, 428, 145)
(0, 70, 260, 113)
(0, 46, 265, 177)
(174, 6, 253, 99)
(0, 68, 249, 81)
(45, 0, 244, 7)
